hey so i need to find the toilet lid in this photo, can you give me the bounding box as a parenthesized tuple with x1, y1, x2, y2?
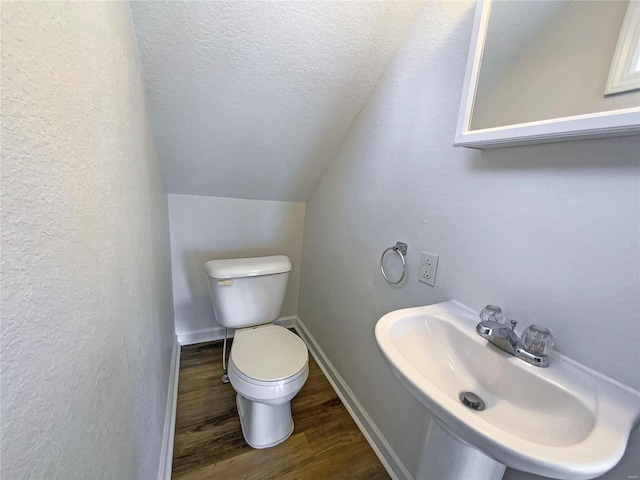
(232, 325, 308, 382)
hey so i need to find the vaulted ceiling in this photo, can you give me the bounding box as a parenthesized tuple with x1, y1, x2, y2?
(131, 1, 424, 202)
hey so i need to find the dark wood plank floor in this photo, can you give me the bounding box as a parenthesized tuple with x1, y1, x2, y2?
(172, 337, 390, 480)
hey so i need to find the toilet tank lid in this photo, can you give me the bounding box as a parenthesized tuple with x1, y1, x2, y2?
(205, 255, 291, 279)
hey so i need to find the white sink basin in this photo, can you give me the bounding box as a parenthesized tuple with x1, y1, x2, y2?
(375, 300, 640, 480)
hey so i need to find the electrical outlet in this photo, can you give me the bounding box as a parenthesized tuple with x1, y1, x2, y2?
(419, 251, 439, 286)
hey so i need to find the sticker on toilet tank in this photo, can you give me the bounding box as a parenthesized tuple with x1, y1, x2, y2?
(217, 280, 233, 286)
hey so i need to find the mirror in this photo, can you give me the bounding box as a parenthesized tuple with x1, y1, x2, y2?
(455, 0, 640, 149)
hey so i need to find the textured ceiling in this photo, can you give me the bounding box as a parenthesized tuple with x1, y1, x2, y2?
(130, 1, 424, 202)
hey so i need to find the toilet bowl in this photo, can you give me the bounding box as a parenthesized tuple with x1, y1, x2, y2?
(204, 255, 309, 449)
(228, 324, 308, 448)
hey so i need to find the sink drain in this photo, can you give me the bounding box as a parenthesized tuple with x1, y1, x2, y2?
(459, 391, 485, 411)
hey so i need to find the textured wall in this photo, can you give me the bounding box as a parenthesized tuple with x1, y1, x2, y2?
(130, 1, 424, 202)
(1, 3, 175, 479)
(299, 2, 640, 478)
(168, 194, 305, 341)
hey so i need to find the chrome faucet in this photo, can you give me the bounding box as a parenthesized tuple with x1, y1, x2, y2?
(476, 306, 552, 367)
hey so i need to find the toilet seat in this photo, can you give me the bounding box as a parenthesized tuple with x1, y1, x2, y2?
(228, 324, 309, 406)
(232, 362, 308, 387)
(228, 356, 309, 405)
(231, 324, 308, 382)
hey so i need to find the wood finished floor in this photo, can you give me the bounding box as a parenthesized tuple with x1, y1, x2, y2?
(172, 338, 390, 480)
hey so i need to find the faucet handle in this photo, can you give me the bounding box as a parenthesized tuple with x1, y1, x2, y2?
(522, 325, 553, 355)
(479, 305, 505, 324)
(509, 319, 518, 331)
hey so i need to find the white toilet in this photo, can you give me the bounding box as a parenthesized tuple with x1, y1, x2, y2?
(205, 255, 309, 449)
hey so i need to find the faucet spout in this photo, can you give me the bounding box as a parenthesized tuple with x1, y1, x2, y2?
(475, 306, 551, 367)
(476, 320, 519, 355)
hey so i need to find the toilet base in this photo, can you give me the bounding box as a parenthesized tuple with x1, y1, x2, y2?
(236, 393, 294, 449)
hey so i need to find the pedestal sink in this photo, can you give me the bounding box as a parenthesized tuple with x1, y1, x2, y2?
(375, 300, 640, 480)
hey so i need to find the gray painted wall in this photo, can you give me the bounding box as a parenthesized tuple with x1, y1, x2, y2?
(168, 194, 305, 341)
(299, 2, 639, 479)
(1, 3, 175, 478)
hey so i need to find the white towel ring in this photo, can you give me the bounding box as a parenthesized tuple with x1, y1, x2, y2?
(380, 242, 408, 285)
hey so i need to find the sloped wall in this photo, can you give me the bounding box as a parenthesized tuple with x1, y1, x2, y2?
(130, 1, 425, 202)
(1, 3, 175, 478)
(298, 2, 639, 478)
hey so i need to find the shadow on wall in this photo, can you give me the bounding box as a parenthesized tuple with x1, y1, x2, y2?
(177, 248, 289, 331)
(471, 135, 640, 172)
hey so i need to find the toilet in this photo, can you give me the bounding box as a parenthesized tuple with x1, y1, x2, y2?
(205, 255, 309, 449)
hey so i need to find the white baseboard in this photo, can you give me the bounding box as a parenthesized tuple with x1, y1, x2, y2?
(177, 315, 298, 345)
(295, 316, 413, 480)
(158, 336, 181, 480)
(177, 326, 226, 345)
(274, 315, 297, 329)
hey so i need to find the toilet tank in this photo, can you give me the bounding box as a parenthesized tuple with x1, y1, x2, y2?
(205, 255, 292, 329)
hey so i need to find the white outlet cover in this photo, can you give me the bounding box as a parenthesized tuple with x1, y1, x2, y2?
(419, 251, 439, 287)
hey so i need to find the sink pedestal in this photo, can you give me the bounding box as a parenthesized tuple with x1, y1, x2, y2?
(417, 419, 506, 480)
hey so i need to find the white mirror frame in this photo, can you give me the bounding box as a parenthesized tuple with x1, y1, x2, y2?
(605, 0, 640, 95)
(454, 0, 640, 149)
